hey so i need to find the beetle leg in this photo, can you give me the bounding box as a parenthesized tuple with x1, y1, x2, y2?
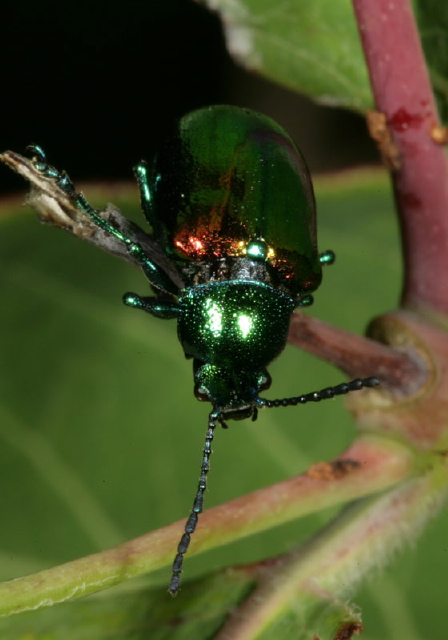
(123, 292, 180, 319)
(125, 242, 180, 296)
(26, 145, 180, 297)
(296, 294, 314, 307)
(134, 161, 152, 222)
(72, 193, 179, 295)
(319, 249, 335, 266)
(76, 194, 179, 295)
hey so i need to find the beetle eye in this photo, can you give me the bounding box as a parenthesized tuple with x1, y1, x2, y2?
(259, 371, 272, 391)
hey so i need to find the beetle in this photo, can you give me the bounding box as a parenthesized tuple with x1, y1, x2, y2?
(27, 105, 379, 594)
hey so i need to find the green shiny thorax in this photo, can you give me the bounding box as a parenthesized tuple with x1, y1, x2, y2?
(147, 105, 322, 300)
(177, 279, 295, 373)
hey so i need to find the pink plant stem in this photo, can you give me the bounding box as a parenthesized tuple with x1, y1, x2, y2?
(288, 312, 426, 392)
(0, 435, 412, 618)
(353, 0, 448, 315)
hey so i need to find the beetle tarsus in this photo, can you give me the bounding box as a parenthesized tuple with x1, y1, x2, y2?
(319, 249, 336, 266)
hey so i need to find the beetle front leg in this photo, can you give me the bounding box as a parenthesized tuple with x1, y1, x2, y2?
(124, 243, 179, 296)
(27, 146, 180, 298)
(123, 292, 181, 319)
(76, 195, 179, 296)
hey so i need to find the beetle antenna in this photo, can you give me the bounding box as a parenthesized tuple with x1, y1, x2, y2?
(259, 376, 379, 409)
(169, 408, 220, 596)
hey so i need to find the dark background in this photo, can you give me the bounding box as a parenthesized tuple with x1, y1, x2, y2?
(1, 0, 377, 196)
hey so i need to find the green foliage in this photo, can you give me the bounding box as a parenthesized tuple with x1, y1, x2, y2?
(0, 571, 254, 639)
(202, 0, 448, 122)
(200, 0, 373, 111)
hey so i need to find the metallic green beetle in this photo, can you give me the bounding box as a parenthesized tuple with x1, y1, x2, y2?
(28, 105, 378, 595)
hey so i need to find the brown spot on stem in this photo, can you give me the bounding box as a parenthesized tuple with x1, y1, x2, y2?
(430, 125, 448, 145)
(334, 622, 363, 640)
(306, 459, 360, 480)
(366, 109, 401, 170)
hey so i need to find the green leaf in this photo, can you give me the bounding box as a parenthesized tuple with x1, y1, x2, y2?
(200, 0, 373, 111)
(202, 1, 448, 122)
(0, 570, 254, 639)
(413, 0, 448, 121)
